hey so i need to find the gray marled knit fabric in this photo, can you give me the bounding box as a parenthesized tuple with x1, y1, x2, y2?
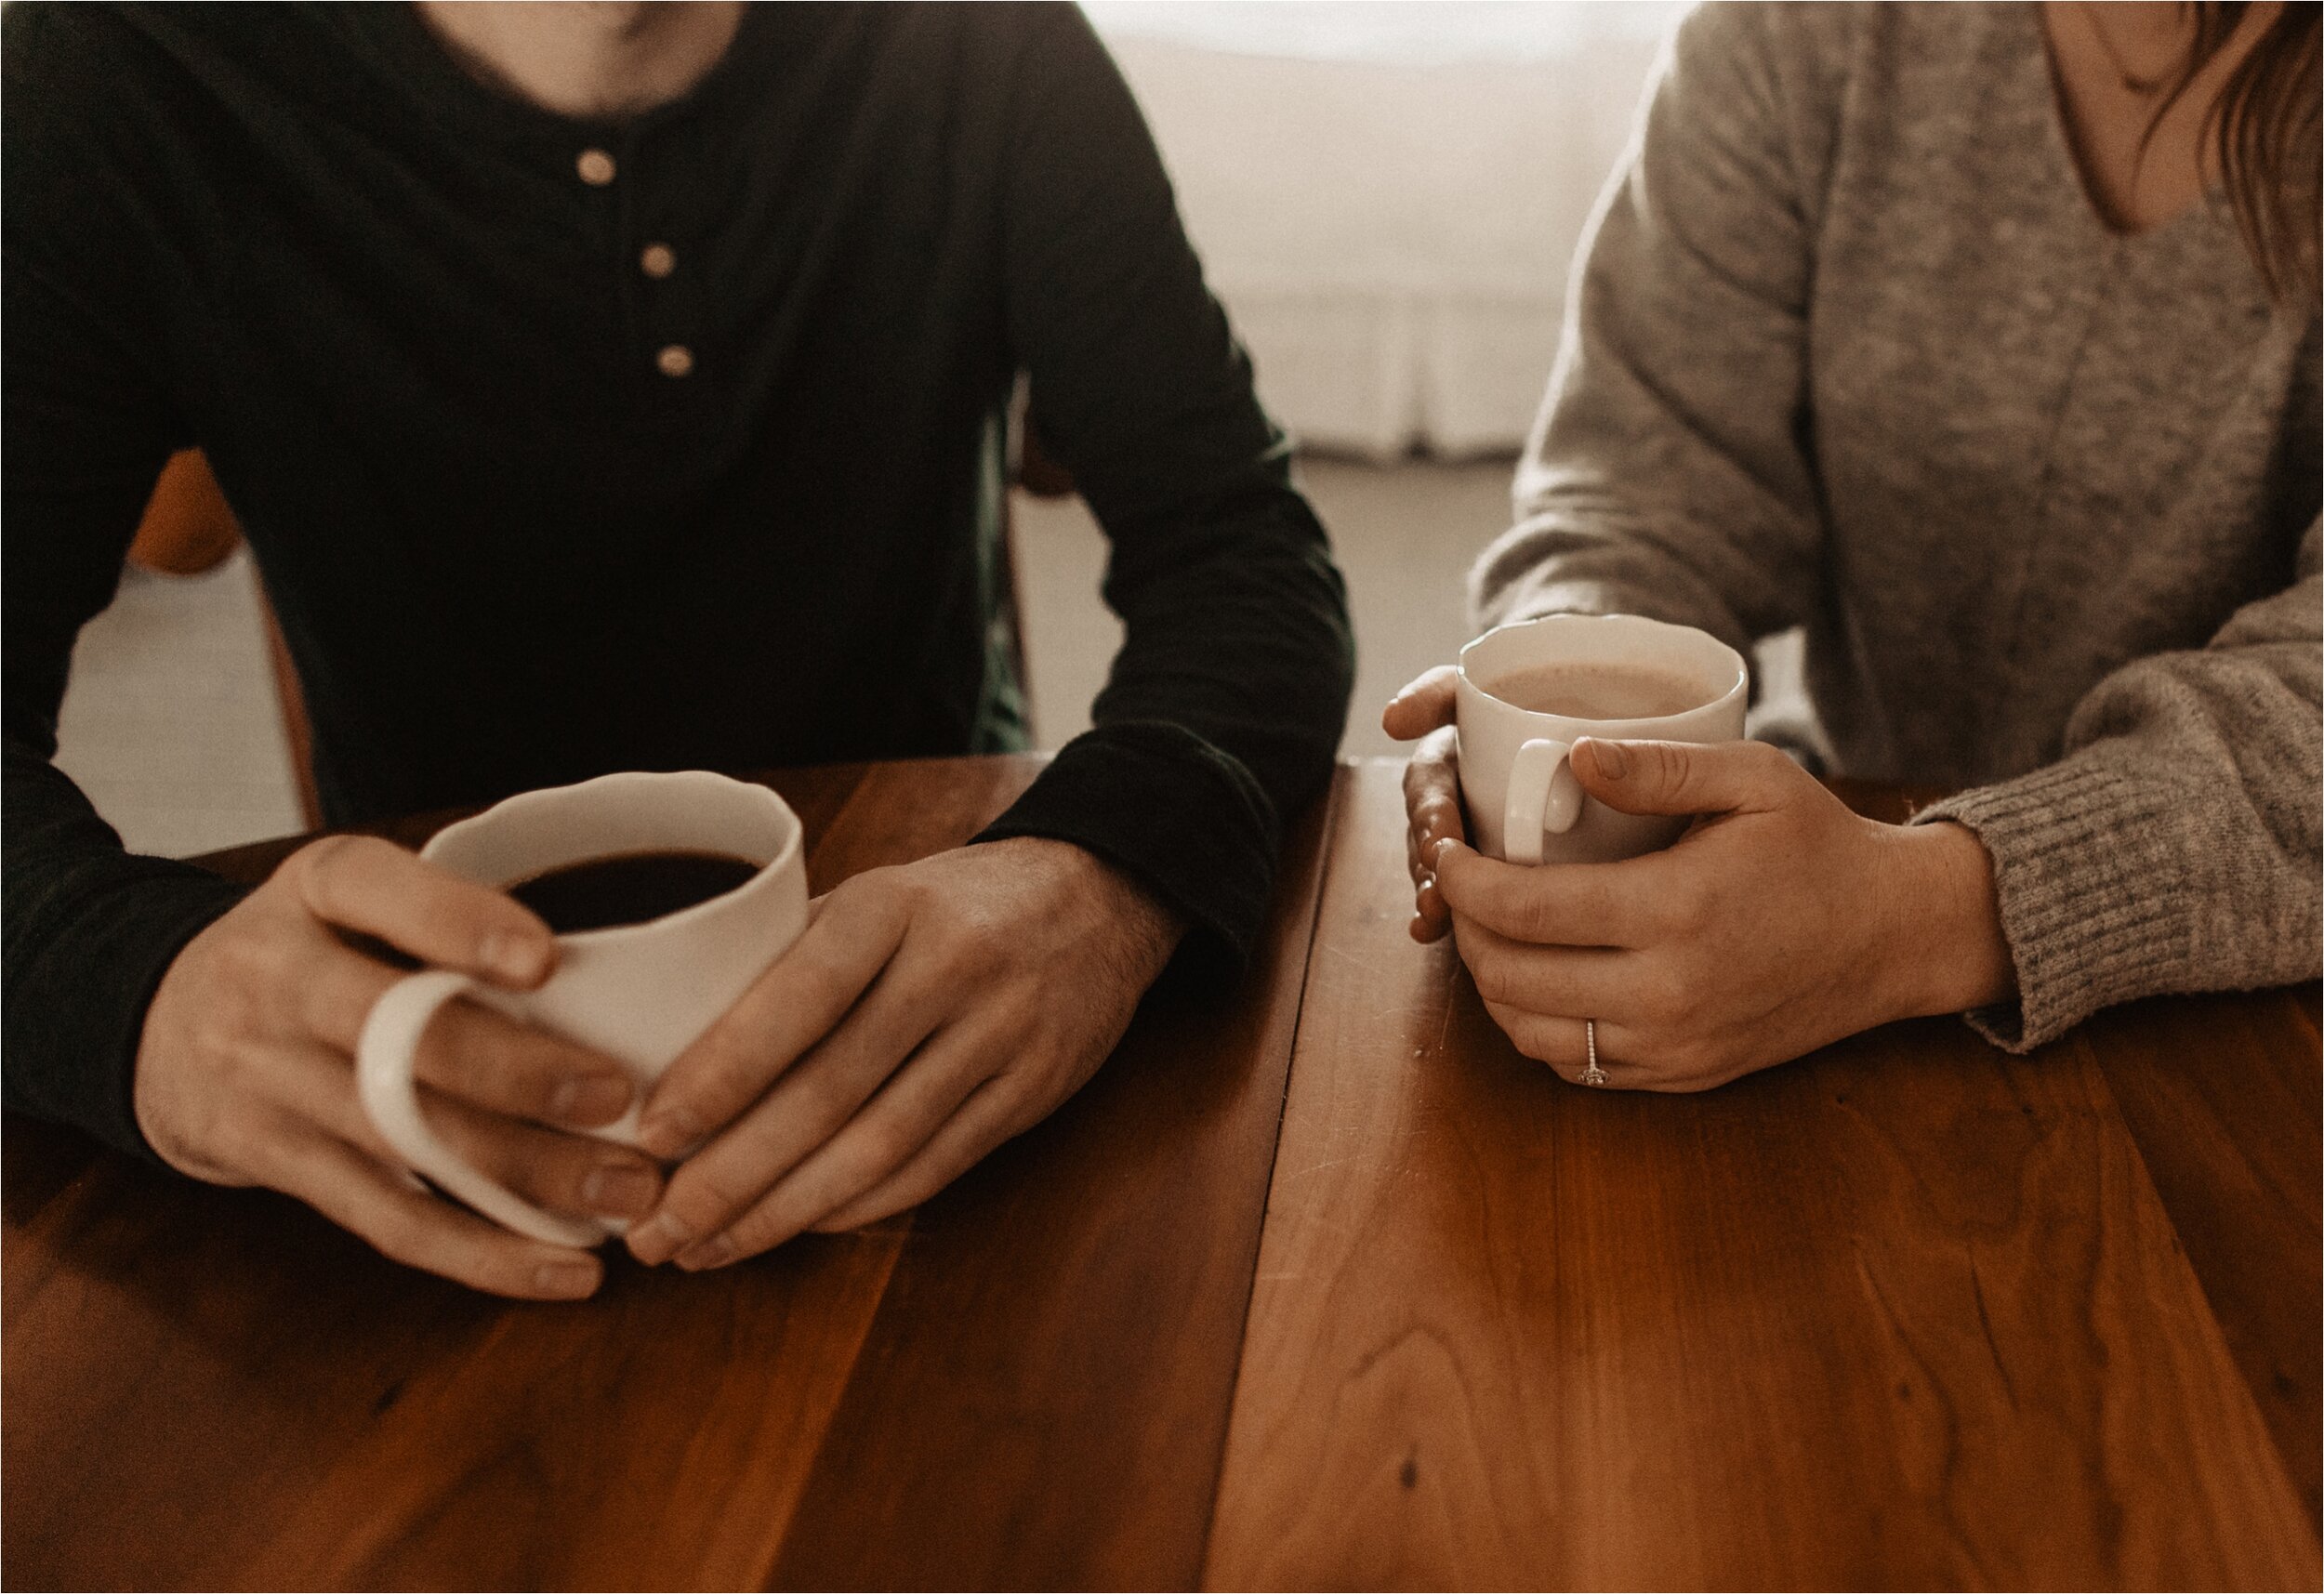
(1473, 1, 2321, 1048)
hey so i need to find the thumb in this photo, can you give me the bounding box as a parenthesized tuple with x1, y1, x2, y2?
(1570, 737, 1793, 818)
(1381, 665, 1459, 742)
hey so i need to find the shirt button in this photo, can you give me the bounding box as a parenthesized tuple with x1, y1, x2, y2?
(575, 148, 616, 186)
(656, 344, 694, 378)
(640, 243, 677, 279)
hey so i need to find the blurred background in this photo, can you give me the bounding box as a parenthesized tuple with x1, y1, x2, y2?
(57, 0, 1682, 858)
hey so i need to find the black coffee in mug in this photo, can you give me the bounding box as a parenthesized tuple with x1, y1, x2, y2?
(508, 850, 760, 934)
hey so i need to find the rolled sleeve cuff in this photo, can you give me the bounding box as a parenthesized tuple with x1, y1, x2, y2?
(971, 720, 1279, 974)
(4, 859, 251, 1160)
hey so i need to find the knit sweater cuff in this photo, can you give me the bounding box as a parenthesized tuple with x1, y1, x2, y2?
(1911, 758, 2185, 1052)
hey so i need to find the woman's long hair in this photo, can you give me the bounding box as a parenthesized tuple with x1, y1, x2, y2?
(2155, 3, 2321, 301)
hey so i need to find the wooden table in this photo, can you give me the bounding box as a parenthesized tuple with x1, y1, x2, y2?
(7, 757, 2317, 1589)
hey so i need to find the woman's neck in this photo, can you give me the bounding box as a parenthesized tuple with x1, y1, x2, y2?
(2042, 1, 2282, 234)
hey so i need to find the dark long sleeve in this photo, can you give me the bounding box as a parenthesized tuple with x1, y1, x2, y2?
(972, 7, 1353, 964)
(4, 35, 252, 1154)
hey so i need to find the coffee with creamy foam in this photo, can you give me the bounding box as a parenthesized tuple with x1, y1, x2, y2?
(1482, 662, 1709, 720)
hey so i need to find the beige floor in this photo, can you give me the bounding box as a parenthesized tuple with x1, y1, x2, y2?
(54, 459, 1520, 859)
(54, 550, 306, 859)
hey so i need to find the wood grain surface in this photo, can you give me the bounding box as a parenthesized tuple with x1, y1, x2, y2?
(7, 757, 2317, 1592)
(2080, 986, 2323, 1527)
(2, 757, 1330, 1591)
(1202, 760, 2320, 1591)
(767, 778, 1334, 1591)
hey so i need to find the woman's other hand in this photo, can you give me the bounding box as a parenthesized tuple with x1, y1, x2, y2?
(1431, 737, 2016, 1089)
(1382, 666, 1466, 944)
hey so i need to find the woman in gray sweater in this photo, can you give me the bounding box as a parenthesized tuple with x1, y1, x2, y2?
(1388, 2, 2319, 1087)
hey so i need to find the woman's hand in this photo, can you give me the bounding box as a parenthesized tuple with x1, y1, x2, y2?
(135, 836, 665, 1298)
(623, 837, 1184, 1271)
(1381, 665, 1466, 943)
(1429, 736, 2016, 1089)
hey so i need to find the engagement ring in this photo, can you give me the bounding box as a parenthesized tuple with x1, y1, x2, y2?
(1581, 1020, 1609, 1087)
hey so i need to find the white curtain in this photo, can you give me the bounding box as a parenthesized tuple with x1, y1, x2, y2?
(1090, 2, 1679, 459)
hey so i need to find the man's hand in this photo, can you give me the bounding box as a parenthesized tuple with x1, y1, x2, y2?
(136, 836, 666, 1298)
(624, 837, 1185, 1271)
(1382, 665, 1466, 942)
(1429, 737, 2017, 1089)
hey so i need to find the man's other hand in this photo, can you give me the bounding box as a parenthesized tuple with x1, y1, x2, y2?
(134, 836, 664, 1298)
(624, 838, 1185, 1271)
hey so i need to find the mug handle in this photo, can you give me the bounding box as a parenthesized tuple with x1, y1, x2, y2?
(356, 968, 611, 1249)
(1503, 737, 1585, 865)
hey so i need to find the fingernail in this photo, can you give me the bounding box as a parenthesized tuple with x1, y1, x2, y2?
(1430, 837, 1457, 866)
(550, 1073, 633, 1126)
(628, 1212, 693, 1265)
(583, 1163, 659, 1219)
(534, 1260, 599, 1298)
(481, 929, 550, 983)
(1586, 739, 1629, 778)
(676, 1234, 735, 1271)
(637, 1107, 700, 1161)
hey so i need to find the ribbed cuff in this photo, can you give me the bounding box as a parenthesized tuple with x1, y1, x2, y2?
(971, 720, 1278, 973)
(1912, 758, 2188, 1051)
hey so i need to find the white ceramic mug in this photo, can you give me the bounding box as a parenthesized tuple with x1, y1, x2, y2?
(1456, 614, 1749, 864)
(355, 771, 809, 1247)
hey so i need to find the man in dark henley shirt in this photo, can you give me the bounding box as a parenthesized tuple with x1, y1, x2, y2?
(3, 3, 1354, 1296)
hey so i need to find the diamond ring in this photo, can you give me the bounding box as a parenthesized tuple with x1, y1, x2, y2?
(1581, 1019, 1609, 1087)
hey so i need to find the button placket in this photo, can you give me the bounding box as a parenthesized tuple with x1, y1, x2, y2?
(608, 132, 705, 389)
(635, 217, 698, 384)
